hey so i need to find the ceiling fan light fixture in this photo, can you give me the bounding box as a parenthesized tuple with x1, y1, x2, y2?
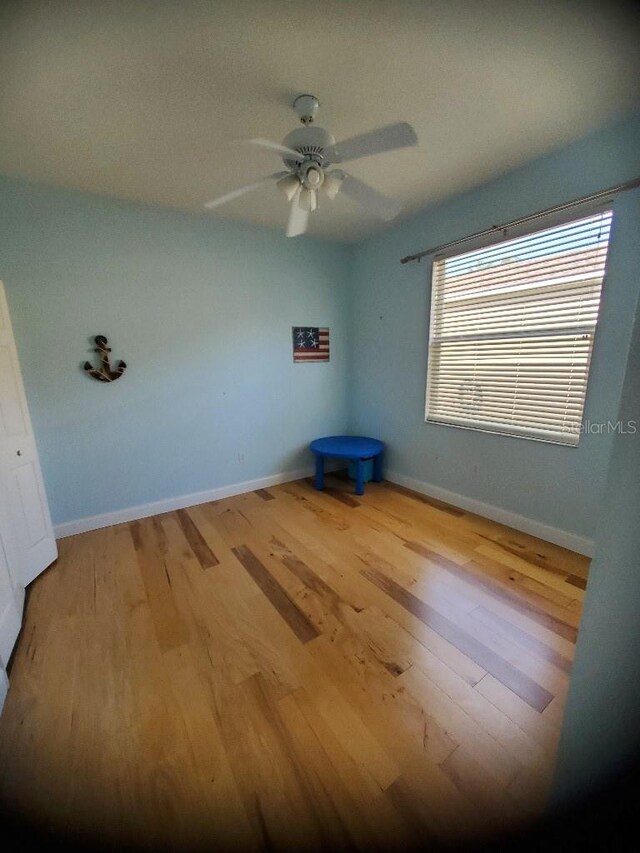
(276, 172, 301, 201)
(307, 167, 322, 188)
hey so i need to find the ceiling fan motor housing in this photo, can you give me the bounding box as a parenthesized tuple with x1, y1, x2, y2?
(282, 126, 336, 169)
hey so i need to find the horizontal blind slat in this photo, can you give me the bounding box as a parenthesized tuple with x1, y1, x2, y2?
(428, 405, 585, 423)
(426, 415, 581, 446)
(428, 391, 586, 409)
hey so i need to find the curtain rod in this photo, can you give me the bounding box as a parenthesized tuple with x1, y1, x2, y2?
(399, 175, 640, 265)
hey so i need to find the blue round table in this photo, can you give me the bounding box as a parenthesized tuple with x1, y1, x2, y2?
(310, 435, 384, 496)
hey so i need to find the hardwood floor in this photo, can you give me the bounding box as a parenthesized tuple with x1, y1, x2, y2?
(0, 475, 589, 850)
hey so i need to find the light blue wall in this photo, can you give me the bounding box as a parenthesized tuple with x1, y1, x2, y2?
(552, 226, 640, 805)
(349, 114, 640, 542)
(0, 176, 352, 525)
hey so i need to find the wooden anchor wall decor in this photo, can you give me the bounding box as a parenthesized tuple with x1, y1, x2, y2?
(84, 335, 127, 382)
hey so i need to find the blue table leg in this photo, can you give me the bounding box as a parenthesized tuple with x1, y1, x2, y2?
(355, 458, 364, 496)
(314, 453, 325, 491)
(373, 451, 383, 482)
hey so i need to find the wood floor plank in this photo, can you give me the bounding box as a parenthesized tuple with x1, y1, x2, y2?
(161, 512, 320, 703)
(241, 533, 346, 640)
(356, 537, 482, 618)
(470, 606, 573, 674)
(206, 671, 325, 850)
(398, 664, 521, 788)
(401, 544, 578, 656)
(360, 506, 476, 563)
(260, 495, 355, 567)
(276, 690, 385, 851)
(358, 487, 482, 554)
(428, 552, 580, 641)
(174, 508, 219, 569)
(474, 544, 586, 601)
(254, 488, 275, 501)
(289, 686, 416, 848)
(235, 672, 338, 849)
(157, 515, 265, 687)
(251, 507, 372, 613)
(407, 540, 577, 611)
(306, 630, 458, 769)
(439, 745, 524, 833)
(473, 527, 590, 579)
(474, 674, 563, 749)
(177, 503, 242, 571)
(361, 566, 554, 712)
(318, 483, 361, 508)
(202, 500, 256, 549)
(458, 610, 569, 697)
(279, 483, 351, 532)
(542, 694, 570, 729)
(161, 644, 258, 850)
(385, 767, 485, 845)
(232, 544, 320, 643)
(384, 481, 465, 516)
(276, 541, 352, 611)
(404, 636, 550, 771)
(350, 606, 415, 675)
(297, 676, 401, 795)
(129, 519, 189, 653)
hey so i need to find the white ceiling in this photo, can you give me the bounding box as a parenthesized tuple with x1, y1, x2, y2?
(1, 0, 639, 242)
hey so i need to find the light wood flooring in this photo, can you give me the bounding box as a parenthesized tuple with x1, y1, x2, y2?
(0, 475, 589, 850)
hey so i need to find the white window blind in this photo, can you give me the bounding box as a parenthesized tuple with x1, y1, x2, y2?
(425, 209, 613, 446)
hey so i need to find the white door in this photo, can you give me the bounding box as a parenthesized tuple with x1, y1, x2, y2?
(0, 280, 57, 589)
(0, 526, 22, 668)
(0, 397, 26, 670)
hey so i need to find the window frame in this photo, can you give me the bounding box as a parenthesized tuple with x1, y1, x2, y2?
(424, 203, 614, 446)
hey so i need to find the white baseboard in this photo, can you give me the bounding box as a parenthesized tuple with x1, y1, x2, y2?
(386, 470, 595, 557)
(54, 464, 593, 556)
(54, 464, 339, 539)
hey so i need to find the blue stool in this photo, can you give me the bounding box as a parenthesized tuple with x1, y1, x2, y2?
(310, 435, 384, 496)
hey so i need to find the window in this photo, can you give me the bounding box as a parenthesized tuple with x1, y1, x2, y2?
(425, 209, 613, 445)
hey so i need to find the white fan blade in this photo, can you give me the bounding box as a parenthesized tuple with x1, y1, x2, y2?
(245, 138, 305, 161)
(299, 187, 317, 212)
(323, 122, 417, 164)
(277, 172, 301, 201)
(204, 171, 288, 209)
(323, 169, 346, 200)
(286, 187, 309, 237)
(338, 171, 403, 221)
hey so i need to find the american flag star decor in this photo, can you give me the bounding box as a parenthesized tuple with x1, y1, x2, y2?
(292, 327, 330, 363)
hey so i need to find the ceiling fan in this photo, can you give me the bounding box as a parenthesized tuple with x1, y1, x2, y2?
(204, 94, 418, 237)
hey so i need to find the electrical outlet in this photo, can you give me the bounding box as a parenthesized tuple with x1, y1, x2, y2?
(238, 452, 246, 464)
